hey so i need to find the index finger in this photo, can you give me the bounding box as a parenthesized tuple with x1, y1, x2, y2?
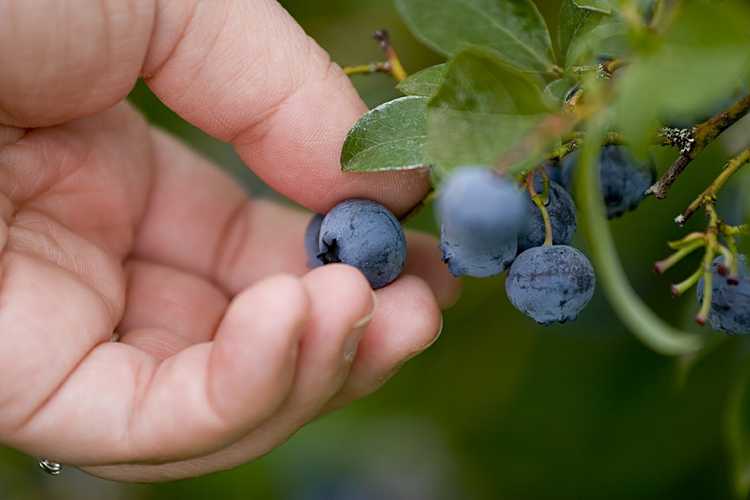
(0, 0, 430, 214)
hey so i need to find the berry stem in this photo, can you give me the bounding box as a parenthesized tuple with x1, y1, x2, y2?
(343, 62, 391, 77)
(342, 30, 407, 83)
(655, 239, 705, 274)
(668, 231, 706, 250)
(677, 147, 750, 225)
(576, 118, 704, 355)
(671, 266, 703, 297)
(696, 204, 720, 325)
(526, 171, 553, 246)
(373, 30, 407, 82)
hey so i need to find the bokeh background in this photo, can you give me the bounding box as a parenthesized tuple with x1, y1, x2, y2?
(2, 1, 749, 499)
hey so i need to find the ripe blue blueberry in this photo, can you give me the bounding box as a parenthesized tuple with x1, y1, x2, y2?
(696, 256, 750, 335)
(560, 145, 655, 219)
(517, 175, 577, 253)
(505, 245, 596, 325)
(304, 213, 325, 269)
(317, 199, 406, 289)
(436, 166, 525, 277)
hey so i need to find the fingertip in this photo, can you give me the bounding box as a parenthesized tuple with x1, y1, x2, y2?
(376, 274, 443, 358)
(302, 263, 375, 329)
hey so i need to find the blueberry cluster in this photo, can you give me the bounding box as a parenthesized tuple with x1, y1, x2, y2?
(302, 148, 656, 325)
(305, 199, 407, 289)
(697, 256, 750, 335)
(436, 166, 595, 325)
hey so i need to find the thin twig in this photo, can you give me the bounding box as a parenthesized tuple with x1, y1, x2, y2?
(676, 147, 750, 225)
(648, 94, 750, 199)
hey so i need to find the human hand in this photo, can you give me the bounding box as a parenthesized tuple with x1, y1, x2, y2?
(0, 0, 459, 481)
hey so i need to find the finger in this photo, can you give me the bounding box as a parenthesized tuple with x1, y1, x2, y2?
(117, 260, 229, 360)
(0, 0, 428, 214)
(5, 275, 307, 465)
(324, 275, 443, 411)
(85, 264, 376, 482)
(136, 129, 461, 307)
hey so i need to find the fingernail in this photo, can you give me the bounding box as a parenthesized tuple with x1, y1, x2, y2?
(405, 314, 444, 362)
(344, 291, 377, 362)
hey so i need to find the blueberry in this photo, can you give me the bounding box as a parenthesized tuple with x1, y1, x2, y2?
(560, 145, 655, 219)
(696, 256, 750, 335)
(304, 213, 325, 269)
(318, 199, 406, 289)
(440, 225, 517, 278)
(517, 174, 577, 253)
(543, 160, 563, 185)
(436, 166, 525, 277)
(505, 245, 596, 325)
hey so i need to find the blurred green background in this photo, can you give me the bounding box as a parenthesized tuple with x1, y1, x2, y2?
(2, 1, 749, 499)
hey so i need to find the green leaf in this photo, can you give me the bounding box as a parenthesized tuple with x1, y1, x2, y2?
(576, 119, 706, 355)
(572, 0, 613, 14)
(726, 362, 750, 498)
(395, 0, 556, 73)
(559, 0, 601, 66)
(543, 78, 576, 108)
(426, 47, 550, 174)
(615, 1, 750, 154)
(341, 96, 429, 173)
(397, 64, 447, 97)
(565, 12, 628, 68)
(558, 0, 626, 68)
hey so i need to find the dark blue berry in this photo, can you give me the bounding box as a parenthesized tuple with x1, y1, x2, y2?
(517, 175, 577, 253)
(436, 167, 525, 277)
(697, 256, 750, 335)
(560, 145, 655, 219)
(505, 245, 596, 325)
(304, 213, 325, 269)
(318, 199, 406, 289)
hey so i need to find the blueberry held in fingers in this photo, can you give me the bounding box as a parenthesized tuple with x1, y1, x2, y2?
(317, 199, 407, 289)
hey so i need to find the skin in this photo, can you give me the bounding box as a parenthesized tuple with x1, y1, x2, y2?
(0, 0, 460, 482)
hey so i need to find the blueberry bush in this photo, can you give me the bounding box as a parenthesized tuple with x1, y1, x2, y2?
(303, 0, 750, 495)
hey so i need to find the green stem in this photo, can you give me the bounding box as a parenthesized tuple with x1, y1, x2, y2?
(343, 62, 390, 77)
(654, 239, 705, 274)
(678, 147, 750, 225)
(527, 172, 553, 246)
(577, 120, 705, 355)
(696, 204, 720, 325)
(671, 266, 703, 297)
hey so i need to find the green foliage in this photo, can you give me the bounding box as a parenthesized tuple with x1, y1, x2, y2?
(396, 64, 447, 97)
(341, 96, 428, 172)
(394, 0, 556, 73)
(559, 0, 627, 68)
(425, 47, 549, 175)
(573, 0, 613, 14)
(614, 1, 750, 154)
(575, 122, 706, 355)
